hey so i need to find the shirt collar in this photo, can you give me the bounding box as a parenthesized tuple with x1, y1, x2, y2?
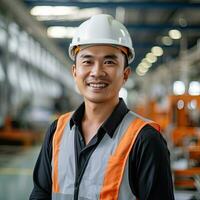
(69, 102, 85, 129)
(70, 98, 129, 138)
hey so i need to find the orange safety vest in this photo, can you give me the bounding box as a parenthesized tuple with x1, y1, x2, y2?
(52, 111, 160, 200)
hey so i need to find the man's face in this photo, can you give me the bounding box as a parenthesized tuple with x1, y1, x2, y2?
(72, 45, 131, 104)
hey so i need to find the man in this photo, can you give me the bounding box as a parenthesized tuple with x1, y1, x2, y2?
(30, 14, 175, 200)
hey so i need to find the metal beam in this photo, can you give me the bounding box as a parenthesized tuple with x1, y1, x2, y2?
(24, 1, 200, 9)
(0, 0, 70, 66)
(0, 0, 81, 96)
(43, 21, 200, 31)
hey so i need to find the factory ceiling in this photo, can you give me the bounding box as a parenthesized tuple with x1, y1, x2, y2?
(22, 0, 200, 74)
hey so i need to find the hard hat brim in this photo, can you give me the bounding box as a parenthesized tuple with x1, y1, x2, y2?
(69, 41, 135, 64)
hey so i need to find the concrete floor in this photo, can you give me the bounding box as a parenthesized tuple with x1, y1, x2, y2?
(0, 145, 40, 200)
(0, 145, 199, 200)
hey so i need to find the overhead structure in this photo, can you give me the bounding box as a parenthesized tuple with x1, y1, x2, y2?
(22, 0, 200, 71)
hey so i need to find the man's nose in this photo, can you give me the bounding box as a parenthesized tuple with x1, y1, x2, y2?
(90, 62, 106, 77)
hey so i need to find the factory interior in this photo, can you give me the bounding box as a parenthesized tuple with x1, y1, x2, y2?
(0, 0, 200, 199)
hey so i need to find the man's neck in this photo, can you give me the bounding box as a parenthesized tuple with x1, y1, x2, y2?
(83, 98, 119, 125)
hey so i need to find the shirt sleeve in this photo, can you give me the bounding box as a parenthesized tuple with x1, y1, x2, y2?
(129, 125, 175, 200)
(29, 120, 57, 200)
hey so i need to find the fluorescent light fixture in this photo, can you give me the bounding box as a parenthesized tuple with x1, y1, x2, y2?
(151, 46, 163, 57)
(116, 6, 126, 23)
(162, 36, 173, 46)
(169, 29, 182, 40)
(30, 6, 79, 16)
(146, 53, 157, 63)
(188, 81, 200, 96)
(64, 8, 102, 20)
(33, 7, 102, 21)
(173, 81, 185, 95)
(47, 26, 76, 38)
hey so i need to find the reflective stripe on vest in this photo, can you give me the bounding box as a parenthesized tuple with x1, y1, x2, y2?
(52, 112, 71, 193)
(52, 111, 160, 200)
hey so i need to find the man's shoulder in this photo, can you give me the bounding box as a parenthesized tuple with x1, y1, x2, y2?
(44, 119, 58, 144)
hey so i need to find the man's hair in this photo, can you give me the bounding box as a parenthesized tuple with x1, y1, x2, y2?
(122, 53, 129, 68)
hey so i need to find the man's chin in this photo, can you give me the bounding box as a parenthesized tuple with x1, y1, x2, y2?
(84, 96, 110, 104)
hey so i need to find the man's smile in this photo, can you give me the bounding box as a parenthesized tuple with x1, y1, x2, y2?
(87, 82, 109, 89)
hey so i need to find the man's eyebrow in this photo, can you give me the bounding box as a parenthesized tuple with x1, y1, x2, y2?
(104, 55, 118, 59)
(79, 54, 118, 59)
(80, 54, 94, 59)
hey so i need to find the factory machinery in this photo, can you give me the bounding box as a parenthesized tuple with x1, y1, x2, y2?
(136, 94, 200, 198)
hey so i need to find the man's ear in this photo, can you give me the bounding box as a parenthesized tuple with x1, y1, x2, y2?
(123, 66, 131, 83)
(71, 64, 76, 78)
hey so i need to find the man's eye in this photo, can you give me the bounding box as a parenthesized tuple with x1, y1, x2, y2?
(82, 60, 92, 64)
(105, 60, 115, 65)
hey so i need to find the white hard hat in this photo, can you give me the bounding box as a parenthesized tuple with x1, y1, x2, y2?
(68, 14, 135, 64)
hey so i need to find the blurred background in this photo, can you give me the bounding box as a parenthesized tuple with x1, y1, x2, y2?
(0, 0, 200, 199)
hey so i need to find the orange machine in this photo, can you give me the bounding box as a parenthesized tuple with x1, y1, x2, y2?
(169, 95, 200, 146)
(0, 116, 42, 146)
(134, 99, 170, 132)
(168, 94, 200, 190)
(134, 94, 200, 190)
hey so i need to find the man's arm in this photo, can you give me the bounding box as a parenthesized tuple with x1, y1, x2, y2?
(129, 125, 175, 200)
(29, 120, 57, 200)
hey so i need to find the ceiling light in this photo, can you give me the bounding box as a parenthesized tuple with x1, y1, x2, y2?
(162, 36, 173, 46)
(139, 62, 151, 69)
(138, 66, 149, 73)
(68, 8, 102, 20)
(47, 26, 76, 38)
(142, 58, 152, 68)
(179, 17, 187, 27)
(33, 7, 102, 21)
(136, 68, 146, 76)
(30, 6, 79, 16)
(151, 46, 163, 57)
(188, 81, 200, 96)
(173, 81, 185, 95)
(169, 29, 182, 40)
(145, 53, 157, 63)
